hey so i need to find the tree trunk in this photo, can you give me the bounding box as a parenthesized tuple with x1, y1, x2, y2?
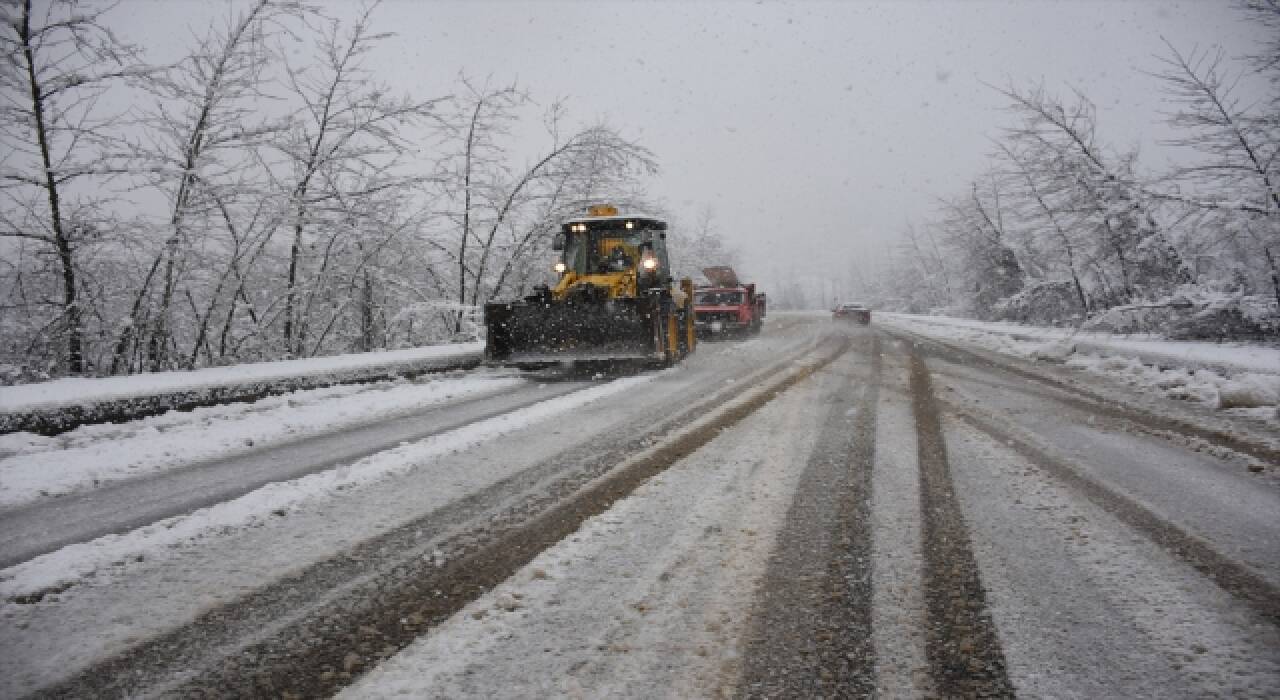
(456, 100, 483, 333)
(1263, 245, 1280, 313)
(360, 269, 375, 352)
(21, 0, 82, 373)
(283, 211, 305, 357)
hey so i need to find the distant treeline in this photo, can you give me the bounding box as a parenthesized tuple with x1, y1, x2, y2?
(869, 0, 1279, 339)
(0, 0, 745, 382)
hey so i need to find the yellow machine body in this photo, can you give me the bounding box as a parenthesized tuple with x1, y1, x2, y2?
(484, 208, 696, 366)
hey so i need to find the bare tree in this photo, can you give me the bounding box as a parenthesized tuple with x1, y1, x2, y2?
(477, 119, 657, 303)
(1240, 0, 1280, 92)
(0, 0, 147, 374)
(1154, 43, 1278, 213)
(271, 3, 440, 357)
(664, 204, 739, 283)
(997, 84, 1192, 302)
(994, 140, 1093, 314)
(433, 84, 657, 333)
(438, 77, 523, 331)
(1153, 40, 1280, 306)
(108, 0, 309, 373)
(902, 221, 955, 308)
(933, 174, 1025, 317)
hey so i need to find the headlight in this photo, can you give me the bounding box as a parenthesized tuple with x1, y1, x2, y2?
(553, 261, 567, 273)
(641, 257, 658, 271)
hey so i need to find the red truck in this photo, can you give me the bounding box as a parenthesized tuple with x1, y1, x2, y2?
(694, 266, 766, 338)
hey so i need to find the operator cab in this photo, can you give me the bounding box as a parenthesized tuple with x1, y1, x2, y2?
(555, 207, 671, 283)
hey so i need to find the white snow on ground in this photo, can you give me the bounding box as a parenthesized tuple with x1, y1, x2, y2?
(947, 422, 1280, 698)
(0, 373, 656, 601)
(0, 342, 483, 413)
(882, 313, 1278, 374)
(869, 349, 932, 698)
(880, 313, 1279, 417)
(342, 355, 830, 698)
(0, 327, 824, 694)
(0, 375, 522, 508)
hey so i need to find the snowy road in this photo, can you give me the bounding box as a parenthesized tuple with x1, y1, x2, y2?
(2, 313, 1277, 698)
(0, 376, 585, 568)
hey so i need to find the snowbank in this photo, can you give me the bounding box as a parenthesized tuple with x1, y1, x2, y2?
(0, 343, 484, 435)
(880, 313, 1279, 416)
(0, 375, 522, 509)
(883, 314, 1277, 374)
(1080, 291, 1277, 341)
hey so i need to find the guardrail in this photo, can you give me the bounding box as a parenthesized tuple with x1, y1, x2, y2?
(0, 345, 484, 436)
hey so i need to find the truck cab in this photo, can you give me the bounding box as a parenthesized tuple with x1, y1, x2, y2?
(693, 267, 766, 337)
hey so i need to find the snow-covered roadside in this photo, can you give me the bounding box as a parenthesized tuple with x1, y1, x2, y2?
(0, 374, 522, 508)
(0, 374, 655, 601)
(0, 344, 485, 412)
(880, 313, 1278, 374)
(879, 313, 1279, 418)
(0, 342, 484, 435)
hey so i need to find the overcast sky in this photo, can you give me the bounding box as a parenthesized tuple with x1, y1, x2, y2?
(112, 0, 1268, 298)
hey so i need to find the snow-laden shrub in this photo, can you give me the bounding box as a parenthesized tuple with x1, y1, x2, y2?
(1082, 304, 1173, 335)
(1216, 374, 1280, 409)
(1030, 340, 1076, 363)
(1082, 287, 1279, 340)
(1168, 293, 1279, 341)
(0, 363, 51, 387)
(928, 304, 969, 317)
(386, 301, 485, 348)
(992, 280, 1085, 326)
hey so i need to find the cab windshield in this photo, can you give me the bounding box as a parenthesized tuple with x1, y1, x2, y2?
(563, 229, 653, 275)
(696, 291, 744, 306)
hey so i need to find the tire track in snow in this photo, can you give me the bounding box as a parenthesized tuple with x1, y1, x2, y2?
(949, 406, 1280, 629)
(910, 348, 1016, 698)
(737, 330, 880, 697)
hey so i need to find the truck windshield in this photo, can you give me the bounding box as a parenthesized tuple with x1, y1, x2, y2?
(563, 229, 652, 275)
(696, 291, 743, 305)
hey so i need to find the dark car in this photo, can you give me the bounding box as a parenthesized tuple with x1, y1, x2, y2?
(833, 302, 871, 324)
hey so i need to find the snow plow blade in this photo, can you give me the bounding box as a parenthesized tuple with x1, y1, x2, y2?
(484, 297, 661, 365)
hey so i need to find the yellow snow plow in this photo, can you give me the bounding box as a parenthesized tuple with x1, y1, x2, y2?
(484, 205, 696, 367)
